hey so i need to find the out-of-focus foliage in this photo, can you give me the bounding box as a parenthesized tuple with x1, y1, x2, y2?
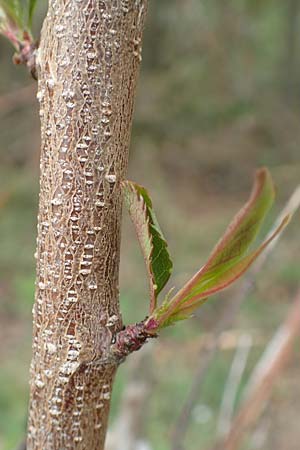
(140, 0, 300, 140)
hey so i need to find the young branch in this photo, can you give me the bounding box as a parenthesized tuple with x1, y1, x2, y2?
(0, 23, 38, 79)
(110, 321, 157, 363)
(12, 32, 38, 80)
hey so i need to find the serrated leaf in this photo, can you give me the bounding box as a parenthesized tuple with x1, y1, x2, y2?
(148, 168, 291, 330)
(122, 180, 173, 312)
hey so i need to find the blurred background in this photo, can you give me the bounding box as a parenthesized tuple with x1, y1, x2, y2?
(0, 1, 300, 449)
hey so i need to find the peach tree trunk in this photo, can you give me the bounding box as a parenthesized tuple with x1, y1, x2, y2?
(27, 1, 147, 449)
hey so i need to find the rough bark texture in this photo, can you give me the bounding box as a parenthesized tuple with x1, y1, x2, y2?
(27, 1, 148, 449)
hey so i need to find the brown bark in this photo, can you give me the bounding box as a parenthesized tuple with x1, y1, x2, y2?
(27, 1, 148, 449)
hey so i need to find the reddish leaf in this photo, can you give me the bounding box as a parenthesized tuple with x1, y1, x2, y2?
(146, 169, 291, 330)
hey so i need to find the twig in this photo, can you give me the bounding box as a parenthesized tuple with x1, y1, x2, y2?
(212, 288, 300, 450)
(11, 31, 38, 79)
(1, 24, 38, 79)
(216, 333, 252, 438)
(170, 185, 300, 450)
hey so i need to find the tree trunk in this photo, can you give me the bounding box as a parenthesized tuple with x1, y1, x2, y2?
(27, 1, 148, 449)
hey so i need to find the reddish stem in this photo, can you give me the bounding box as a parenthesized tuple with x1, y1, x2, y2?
(111, 320, 157, 362)
(1, 26, 38, 79)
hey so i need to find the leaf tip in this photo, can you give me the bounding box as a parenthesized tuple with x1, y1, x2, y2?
(254, 166, 275, 199)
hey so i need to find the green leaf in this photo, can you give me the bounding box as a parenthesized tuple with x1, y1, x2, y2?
(0, 0, 25, 29)
(0, 0, 37, 32)
(147, 168, 291, 330)
(28, 0, 37, 27)
(158, 297, 209, 329)
(122, 180, 173, 312)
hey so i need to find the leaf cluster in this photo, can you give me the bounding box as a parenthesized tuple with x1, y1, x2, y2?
(122, 168, 291, 333)
(0, 0, 37, 35)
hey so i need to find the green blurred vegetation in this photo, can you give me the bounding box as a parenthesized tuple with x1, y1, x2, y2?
(1, 1, 300, 449)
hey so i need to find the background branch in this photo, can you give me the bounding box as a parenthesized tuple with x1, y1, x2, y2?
(216, 333, 252, 439)
(212, 288, 300, 450)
